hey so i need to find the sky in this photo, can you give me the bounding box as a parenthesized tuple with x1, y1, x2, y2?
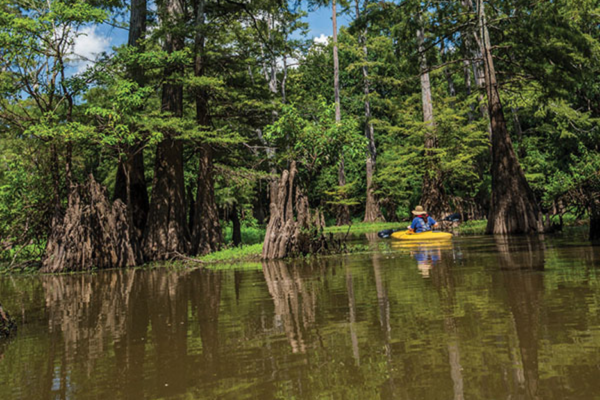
(71, 3, 352, 73)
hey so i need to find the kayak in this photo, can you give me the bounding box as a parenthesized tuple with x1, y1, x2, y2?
(391, 230, 453, 241)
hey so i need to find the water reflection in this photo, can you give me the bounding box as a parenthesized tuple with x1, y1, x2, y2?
(391, 240, 454, 278)
(496, 236, 545, 400)
(262, 260, 318, 354)
(345, 258, 360, 365)
(367, 233, 396, 395)
(31, 268, 227, 399)
(2, 235, 600, 399)
(430, 251, 465, 400)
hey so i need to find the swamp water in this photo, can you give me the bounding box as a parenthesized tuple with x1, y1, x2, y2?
(1, 234, 600, 399)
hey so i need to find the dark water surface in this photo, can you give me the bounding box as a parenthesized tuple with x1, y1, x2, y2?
(2, 234, 600, 399)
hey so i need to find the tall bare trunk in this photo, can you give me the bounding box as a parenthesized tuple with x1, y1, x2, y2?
(231, 204, 242, 246)
(193, 144, 222, 254)
(191, 0, 221, 255)
(333, 0, 351, 225)
(462, 0, 492, 139)
(142, 0, 190, 259)
(417, 13, 447, 218)
(356, 0, 384, 223)
(333, 0, 341, 122)
(511, 107, 526, 159)
(114, 0, 149, 244)
(477, 0, 543, 234)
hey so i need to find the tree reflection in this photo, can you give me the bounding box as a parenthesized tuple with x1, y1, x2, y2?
(366, 232, 396, 394)
(428, 243, 465, 400)
(496, 236, 545, 400)
(190, 268, 222, 364)
(262, 260, 318, 353)
(36, 267, 226, 399)
(344, 258, 360, 365)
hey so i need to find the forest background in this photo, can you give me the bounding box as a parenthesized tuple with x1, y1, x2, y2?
(1, 0, 599, 272)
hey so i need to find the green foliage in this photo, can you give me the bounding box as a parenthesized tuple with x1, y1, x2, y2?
(2, 0, 600, 267)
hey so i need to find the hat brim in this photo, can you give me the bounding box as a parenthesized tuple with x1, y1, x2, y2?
(412, 210, 427, 215)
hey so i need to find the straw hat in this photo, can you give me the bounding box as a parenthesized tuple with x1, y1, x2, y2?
(411, 205, 427, 215)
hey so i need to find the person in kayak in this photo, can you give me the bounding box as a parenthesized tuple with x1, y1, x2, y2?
(408, 205, 439, 233)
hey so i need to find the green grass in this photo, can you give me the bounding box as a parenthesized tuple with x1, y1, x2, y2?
(324, 221, 404, 234)
(197, 243, 263, 264)
(456, 220, 488, 235)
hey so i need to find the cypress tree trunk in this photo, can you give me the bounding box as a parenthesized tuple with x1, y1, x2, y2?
(42, 176, 138, 272)
(461, 0, 492, 138)
(193, 145, 222, 254)
(333, 0, 351, 226)
(191, 0, 221, 255)
(477, 0, 543, 234)
(356, 0, 384, 223)
(416, 14, 447, 218)
(262, 161, 329, 259)
(231, 204, 242, 247)
(114, 0, 149, 244)
(142, 0, 190, 260)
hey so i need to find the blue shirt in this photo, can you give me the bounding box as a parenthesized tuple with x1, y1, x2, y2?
(410, 216, 437, 233)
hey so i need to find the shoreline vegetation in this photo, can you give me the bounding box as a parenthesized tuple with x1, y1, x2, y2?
(2, 0, 599, 274)
(1, 218, 591, 273)
(199, 215, 590, 266)
(151, 216, 594, 266)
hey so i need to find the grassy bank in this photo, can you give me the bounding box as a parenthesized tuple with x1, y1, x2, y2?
(323, 221, 402, 235)
(197, 243, 263, 264)
(456, 220, 487, 235)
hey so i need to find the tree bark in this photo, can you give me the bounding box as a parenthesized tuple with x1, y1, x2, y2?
(262, 161, 329, 259)
(512, 107, 526, 159)
(193, 144, 222, 254)
(332, 0, 341, 123)
(231, 203, 242, 247)
(461, 0, 492, 137)
(42, 176, 138, 272)
(477, 0, 543, 234)
(114, 150, 148, 247)
(417, 14, 448, 218)
(356, 0, 384, 223)
(191, 0, 221, 255)
(114, 0, 149, 245)
(142, 0, 190, 260)
(333, 0, 351, 226)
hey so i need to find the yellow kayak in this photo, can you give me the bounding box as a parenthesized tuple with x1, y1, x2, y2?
(391, 230, 453, 241)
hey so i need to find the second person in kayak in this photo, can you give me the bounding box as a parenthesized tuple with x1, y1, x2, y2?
(408, 205, 439, 233)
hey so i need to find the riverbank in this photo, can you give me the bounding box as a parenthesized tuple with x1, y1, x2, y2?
(195, 220, 491, 265)
(2, 218, 585, 272)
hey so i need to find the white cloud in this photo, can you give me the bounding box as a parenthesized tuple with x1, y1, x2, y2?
(313, 34, 330, 45)
(71, 26, 111, 73)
